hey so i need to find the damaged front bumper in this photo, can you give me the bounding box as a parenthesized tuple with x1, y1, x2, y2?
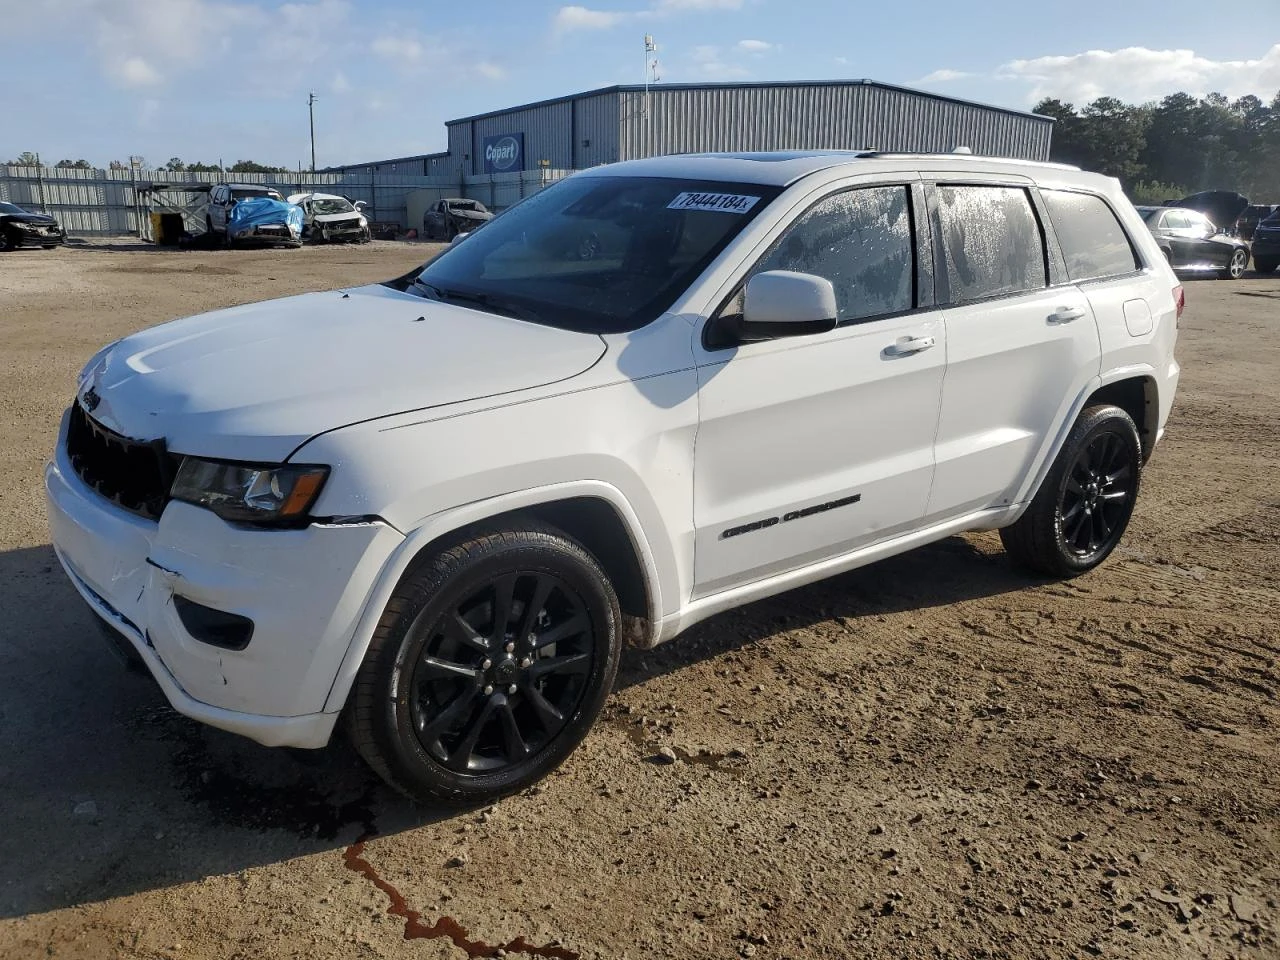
(45, 414, 404, 748)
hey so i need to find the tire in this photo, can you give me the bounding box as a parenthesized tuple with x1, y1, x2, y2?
(1000, 404, 1142, 579)
(1220, 247, 1248, 280)
(346, 524, 621, 803)
(0, 229, 17, 252)
(1254, 257, 1278, 274)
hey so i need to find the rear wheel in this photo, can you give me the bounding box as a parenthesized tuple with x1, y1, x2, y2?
(1220, 247, 1248, 280)
(346, 524, 621, 803)
(1001, 404, 1142, 578)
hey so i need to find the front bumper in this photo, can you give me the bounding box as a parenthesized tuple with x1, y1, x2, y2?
(14, 224, 65, 246)
(314, 219, 367, 241)
(228, 223, 300, 243)
(45, 414, 404, 747)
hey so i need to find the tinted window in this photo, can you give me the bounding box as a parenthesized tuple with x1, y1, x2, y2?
(1043, 190, 1139, 281)
(936, 185, 1046, 302)
(410, 176, 780, 334)
(752, 186, 915, 322)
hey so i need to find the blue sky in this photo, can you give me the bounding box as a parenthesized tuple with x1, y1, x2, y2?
(5, 0, 1278, 169)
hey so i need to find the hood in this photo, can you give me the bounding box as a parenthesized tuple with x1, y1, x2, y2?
(449, 208, 493, 222)
(78, 284, 606, 462)
(1172, 191, 1249, 230)
(4, 211, 56, 225)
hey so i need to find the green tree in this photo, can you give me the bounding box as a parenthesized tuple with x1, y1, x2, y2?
(7, 151, 40, 166)
(55, 158, 92, 169)
(164, 157, 186, 171)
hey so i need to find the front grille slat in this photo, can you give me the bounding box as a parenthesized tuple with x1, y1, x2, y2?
(66, 401, 177, 521)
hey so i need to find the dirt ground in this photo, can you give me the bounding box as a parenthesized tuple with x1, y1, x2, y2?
(0, 239, 1276, 960)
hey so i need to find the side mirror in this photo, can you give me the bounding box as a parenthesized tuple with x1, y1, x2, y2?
(740, 270, 838, 339)
(354, 200, 368, 211)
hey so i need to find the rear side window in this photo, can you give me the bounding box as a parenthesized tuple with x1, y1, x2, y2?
(935, 185, 1046, 303)
(752, 185, 915, 322)
(1042, 190, 1140, 281)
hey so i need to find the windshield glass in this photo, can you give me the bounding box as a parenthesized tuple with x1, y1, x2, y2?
(407, 176, 780, 334)
(232, 188, 280, 201)
(312, 197, 355, 215)
(0, 202, 26, 215)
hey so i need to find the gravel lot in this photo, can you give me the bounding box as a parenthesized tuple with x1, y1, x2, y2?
(1, 240, 1277, 960)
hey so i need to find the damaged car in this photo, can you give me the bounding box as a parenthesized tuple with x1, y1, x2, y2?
(0, 201, 67, 251)
(423, 198, 493, 241)
(206, 183, 303, 247)
(288, 193, 370, 244)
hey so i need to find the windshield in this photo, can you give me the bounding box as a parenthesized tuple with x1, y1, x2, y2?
(232, 188, 281, 201)
(0, 202, 27, 215)
(312, 197, 355, 215)
(406, 176, 780, 334)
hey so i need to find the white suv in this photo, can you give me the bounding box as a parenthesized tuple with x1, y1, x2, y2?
(47, 151, 1181, 802)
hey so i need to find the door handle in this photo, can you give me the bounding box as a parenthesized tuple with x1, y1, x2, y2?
(1049, 306, 1088, 324)
(888, 335, 936, 356)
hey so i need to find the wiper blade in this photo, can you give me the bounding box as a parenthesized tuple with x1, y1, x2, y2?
(415, 282, 539, 323)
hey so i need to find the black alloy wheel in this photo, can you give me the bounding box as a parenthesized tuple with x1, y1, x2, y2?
(409, 571, 595, 773)
(347, 525, 621, 803)
(0, 229, 16, 252)
(1001, 404, 1142, 578)
(1056, 431, 1137, 562)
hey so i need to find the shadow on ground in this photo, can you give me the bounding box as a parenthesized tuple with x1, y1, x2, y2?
(0, 533, 1029, 918)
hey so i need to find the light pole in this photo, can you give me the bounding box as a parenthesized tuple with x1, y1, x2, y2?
(308, 91, 318, 174)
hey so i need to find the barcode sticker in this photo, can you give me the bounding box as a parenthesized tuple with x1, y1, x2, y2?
(667, 192, 761, 214)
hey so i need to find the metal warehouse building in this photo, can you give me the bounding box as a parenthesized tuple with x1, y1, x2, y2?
(339, 80, 1053, 180)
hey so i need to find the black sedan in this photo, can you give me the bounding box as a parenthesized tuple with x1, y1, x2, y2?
(0, 201, 66, 251)
(1135, 205, 1251, 280)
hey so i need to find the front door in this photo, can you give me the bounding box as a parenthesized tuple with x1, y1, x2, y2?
(924, 181, 1102, 520)
(692, 183, 945, 597)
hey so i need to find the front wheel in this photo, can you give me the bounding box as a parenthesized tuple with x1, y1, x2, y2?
(1220, 247, 1248, 280)
(1254, 257, 1278, 274)
(0, 229, 16, 252)
(346, 525, 621, 803)
(1000, 404, 1142, 578)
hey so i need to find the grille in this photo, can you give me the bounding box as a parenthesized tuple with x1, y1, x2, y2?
(66, 401, 177, 520)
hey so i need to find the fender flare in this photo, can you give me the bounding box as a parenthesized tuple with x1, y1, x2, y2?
(1007, 363, 1158, 518)
(320, 479, 665, 714)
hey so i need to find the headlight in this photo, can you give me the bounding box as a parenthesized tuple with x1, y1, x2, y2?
(170, 458, 328, 525)
(358, 215, 368, 227)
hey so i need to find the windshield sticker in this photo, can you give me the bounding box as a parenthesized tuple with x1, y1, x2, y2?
(667, 192, 761, 214)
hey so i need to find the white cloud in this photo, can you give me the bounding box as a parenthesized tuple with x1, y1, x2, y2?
(657, 0, 743, 8)
(689, 44, 749, 79)
(917, 68, 972, 84)
(476, 61, 507, 81)
(834, 56, 849, 66)
(737, 39, 771, 53)
(1001, 44, 1280, 105)
(114, 56, 161, 87)
(372, 36, 425, 61)
(331, 71, 351, 94)
(555, 5, 633, 31)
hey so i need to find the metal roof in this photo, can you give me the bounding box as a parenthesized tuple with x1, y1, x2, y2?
(445, 80, 1054, 127)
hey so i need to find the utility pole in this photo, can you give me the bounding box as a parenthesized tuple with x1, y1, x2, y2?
(308, 91, 318, 174)
(643, 36, 658, 156)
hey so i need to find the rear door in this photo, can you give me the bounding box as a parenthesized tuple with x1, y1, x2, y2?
(923, 178, 1102, 520)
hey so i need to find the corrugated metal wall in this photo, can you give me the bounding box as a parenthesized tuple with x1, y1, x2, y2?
(616, 84, 1051, 161)
(574, 92, 620, 168)
(0, 165, 572, 236)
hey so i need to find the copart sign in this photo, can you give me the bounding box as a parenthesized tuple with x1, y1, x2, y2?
(482, 133, 524, 174)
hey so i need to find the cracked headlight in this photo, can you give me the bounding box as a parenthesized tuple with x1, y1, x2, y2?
(171, 458, 328, 525)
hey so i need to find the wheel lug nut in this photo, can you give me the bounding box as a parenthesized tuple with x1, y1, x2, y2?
(508, 684, 518, 694)
(481, 658, 492, 670)
(483, 684, 494, 695)
(505, 641, 515, 653)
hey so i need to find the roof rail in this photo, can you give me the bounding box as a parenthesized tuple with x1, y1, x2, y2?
(856, 151, 1080, 171)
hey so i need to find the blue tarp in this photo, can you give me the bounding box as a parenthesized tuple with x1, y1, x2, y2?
(228, 197, 304, 238)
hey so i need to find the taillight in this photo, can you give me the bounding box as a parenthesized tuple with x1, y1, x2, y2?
(1173, 285, 1185, 324)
